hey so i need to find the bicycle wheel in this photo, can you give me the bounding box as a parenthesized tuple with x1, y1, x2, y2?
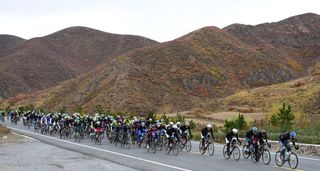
(185, 140, 192, 152)
(152, 141, 157, 154)
(233, 147, 241, 161)
(208, 142, 214, 156)
(199, 142, 205, 154)
(242, 145, 250, 159)
(275, 151, 285, 167)
(173, 143, 179, 156)
(223, 145, 231, 160)
(251, 151, 259, 163)
(262, 149, 271, 165)
(288, 152, 298, 169)
(157, 139, 163, 151)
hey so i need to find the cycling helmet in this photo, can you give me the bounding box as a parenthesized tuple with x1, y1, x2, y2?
(185, 122, 189, 126)
(232, 128, 238, 134)
(97, 121, 101, 125)
(207, 124, 212, 129)
(252, 127, 258, 134)
(173, 125, 177, 129)
(169, 122, 174, 126)
(156, 122, 160, 127)
(176, 122, 181, 126)
(261, 129, 266, 134)
(141, 122, 145, 127)
(290, 131, 296, 139)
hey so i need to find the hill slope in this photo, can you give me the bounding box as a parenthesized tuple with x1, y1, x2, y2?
(0, 27, 158, 98)
(2, 13, 320, 114)
(0, 34, 25, 56)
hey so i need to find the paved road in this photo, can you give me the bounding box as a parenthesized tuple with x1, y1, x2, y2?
(0, 137, 137, 171)
(4, 122, 320, 171)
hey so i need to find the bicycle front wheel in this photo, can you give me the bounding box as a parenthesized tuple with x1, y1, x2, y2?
(233, 147, 241, 161)
(262, 149, 271, 165)
(208, 142, 214, 156)
(288, 152, 299, 169)
(173, 143, 179, 156)
(185, 140, 192, 152)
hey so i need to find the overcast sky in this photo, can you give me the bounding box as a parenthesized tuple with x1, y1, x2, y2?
(1, 0, 319, 42)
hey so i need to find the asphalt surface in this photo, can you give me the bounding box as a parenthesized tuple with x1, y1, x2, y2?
(0, 138, 137, 171)
(4, 122, 320, 171)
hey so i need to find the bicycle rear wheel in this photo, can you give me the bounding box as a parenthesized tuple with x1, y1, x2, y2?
(275, 151, 284, 167)
(242, 145, 250, 159)
(223, 145, 230, 160)
(262, 149, 271, 165)
(199, 142, 205, 154)
(233, 147, 241, 161)
(251, 151, 259, 163)
(288, 152, 298, 169)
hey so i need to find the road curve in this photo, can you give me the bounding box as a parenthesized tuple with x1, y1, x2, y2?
(5, 123, 320, 171)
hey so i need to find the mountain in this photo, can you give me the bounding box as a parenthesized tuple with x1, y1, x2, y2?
(2, 13, 320, 114)
(0, 27, 158, 98)
(216, 62, 320, 115)
(0, 34, 25, 56)
(224, 13, 320, 79)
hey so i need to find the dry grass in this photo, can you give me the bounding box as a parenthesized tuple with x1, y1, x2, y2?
(0, 126, 10, 136)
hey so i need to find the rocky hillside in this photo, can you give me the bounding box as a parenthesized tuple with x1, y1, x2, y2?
(0, 27, 158, 98)
(216, 62, 320, 115)
(2, 13, 320, 114)
(0, 35, 25, 56)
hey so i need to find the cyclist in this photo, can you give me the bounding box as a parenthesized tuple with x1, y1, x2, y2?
(166, 124, 179, 148)
(258, 129, 271, 148)
(225, 128, 241, 155)
(279, 131, 299, 159)
(245, 127, 259, 152)
(137, 121, 147, 146)
(200, 124, 214, 148)
(180, 122, 193, 140)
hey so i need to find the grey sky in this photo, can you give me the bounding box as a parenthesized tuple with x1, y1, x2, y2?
(1, 0, 319, 42)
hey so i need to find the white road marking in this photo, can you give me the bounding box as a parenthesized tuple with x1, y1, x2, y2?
(8, 126, 192, 171)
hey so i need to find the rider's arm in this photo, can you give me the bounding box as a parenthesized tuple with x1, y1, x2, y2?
(188, 127, 193, 138)
(210, 129, 214, 139)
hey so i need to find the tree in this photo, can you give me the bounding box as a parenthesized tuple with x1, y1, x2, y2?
(59, 106, 67, 114)
(94, 104, 105, 115)
(235, 113, 247, 130)
(270, 113, 279, 126)
(146, 112, 156, 121)
(277, 103, 295, 131)
(75, 105, 84, 114)
(224, 119, 236, 133)
(160, 114, 169, 124)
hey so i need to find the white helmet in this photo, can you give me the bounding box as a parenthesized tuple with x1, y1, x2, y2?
(232, 128, 238, 134)
(176, 122, 181, 126)
(185, 122, 189, 126)
(207, 124, 212, 129)
(173, 125, 177, 129)
(169, 122, 174, 126)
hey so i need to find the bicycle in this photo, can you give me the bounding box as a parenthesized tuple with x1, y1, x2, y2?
(179, 133, 192, 152)
(121, 131, 131, 149)
(147, 136, 158, 153)
(199, 135, 214, 156)
(250, 142, 271, 165)
(166, 133, 179, 156)
(223, 139, 241, 161)
(275, 144, 299, 169)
